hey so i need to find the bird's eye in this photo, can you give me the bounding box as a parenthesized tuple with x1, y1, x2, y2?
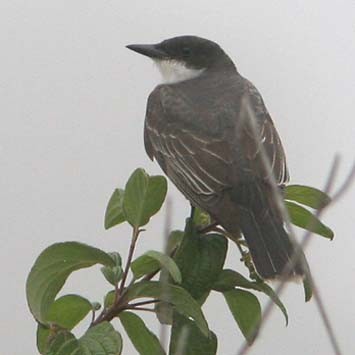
(182, 47, 191, 57)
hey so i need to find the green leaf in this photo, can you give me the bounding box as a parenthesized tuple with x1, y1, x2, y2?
(104, 290, 115, 309)
(46, 295, 92, 330)
(196, 290, 211, 306)
(37, 323, 51, 354)
(46, 323, 122, 355)
(119, 312, 165, 355)
(155, 301, 173, 325)
(253, 283, 288, 324)
(79, 322, 123, 355)
(169, 313, 217, 355)
(223, 289, 261, 344)
(285, 185, 331, 209)
(123, 168, 167, 227)
(303, 273, 313, 302)
(123, 281, 209, 337)
(213, 269, 255, 292)
(131, 255, 158, 279)
(105, 188, 126, 229)
(154, 231, 185, 325)
(174, 226, 228, 299)
(46, 330, 80, 355)
(213, 269, 288, 325)
(101, 252, 123, 285)
(101, 266, 123, 286)
(26, 242, 115, 324)
(155, 225, 227, 325)
(109, 252, 122, 266)
(131, 250, 182, 283)
(286, 201, 334, 239)
(166, 230, 184, 255)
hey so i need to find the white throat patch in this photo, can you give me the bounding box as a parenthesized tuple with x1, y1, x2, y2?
(154, 60, 205, 84)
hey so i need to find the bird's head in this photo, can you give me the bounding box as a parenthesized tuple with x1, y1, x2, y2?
(126, 35, 234, 84)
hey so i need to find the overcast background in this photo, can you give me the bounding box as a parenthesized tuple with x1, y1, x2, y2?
(1, 1, 355, 354)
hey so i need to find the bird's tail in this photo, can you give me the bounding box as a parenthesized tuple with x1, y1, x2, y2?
(228, 184, 308, 279)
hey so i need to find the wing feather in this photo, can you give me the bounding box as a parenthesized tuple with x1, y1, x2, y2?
(144, 80, 289, 210)
(145, 88, 231, 207)
(243, 80, 290, 185)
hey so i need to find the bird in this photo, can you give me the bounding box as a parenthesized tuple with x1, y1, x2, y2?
(126, 35, 307, 279)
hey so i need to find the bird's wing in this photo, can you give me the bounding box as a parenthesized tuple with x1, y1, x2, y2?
(241, 80, 289, 186)
(144, 80, 289, 208)
(144, 86, 233, 208)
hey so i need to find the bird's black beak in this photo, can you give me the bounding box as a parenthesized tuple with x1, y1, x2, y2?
(126, 43, 168, 60)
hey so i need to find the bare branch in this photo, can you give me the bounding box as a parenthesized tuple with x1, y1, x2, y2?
(125, 306, 157, 313)
(128, 299, 161, 308)
(159, 197, 172, 350)
(119, 226, 141, 296)
(237, 156, 355, 355)
(91, 226, 142, 326)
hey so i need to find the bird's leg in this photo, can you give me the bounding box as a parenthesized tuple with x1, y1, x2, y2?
(198, 221, 219, 234)
(221, 228, 262, 281)
(189, 205, 196, 219)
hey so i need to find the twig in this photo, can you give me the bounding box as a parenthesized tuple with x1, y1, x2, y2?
(119, 226, 141, 295)
(91, 226, 142, 326)
(142, 268, 160, 281)
(312, 277, 342, 355)
(128, 299, 160, 308)
(159, 197, 172, 350)
(125, 306, 157, 313)
(237, 156, 355, 355)
(174, 325, 189, 355)
(329, 160, 355, 202)
(91, 309, 95, 324)
(237, 157, 338, 354)
(237, 99, 351, 355)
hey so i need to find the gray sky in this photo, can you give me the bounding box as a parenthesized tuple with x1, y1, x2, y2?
(1, 1, 355, 354)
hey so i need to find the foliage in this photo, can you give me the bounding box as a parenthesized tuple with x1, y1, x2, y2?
(26, 168, 333, 354)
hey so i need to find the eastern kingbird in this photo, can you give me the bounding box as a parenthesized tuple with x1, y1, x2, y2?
(127, 35, 307, 279)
